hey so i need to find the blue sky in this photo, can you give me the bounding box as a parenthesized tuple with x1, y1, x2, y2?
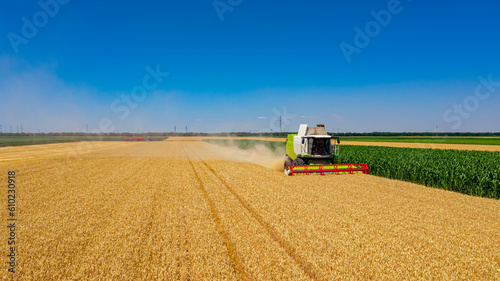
(1, 0, 499, 133)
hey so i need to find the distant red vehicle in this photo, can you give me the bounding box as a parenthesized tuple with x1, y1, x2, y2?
(135, 137, 144, 141)
(123, 138, 133, 141)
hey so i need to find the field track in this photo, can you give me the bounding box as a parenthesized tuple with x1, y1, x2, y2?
(1, 140, 499, 280)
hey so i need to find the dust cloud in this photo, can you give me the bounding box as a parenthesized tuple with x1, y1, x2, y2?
(201, 140, 285, 172)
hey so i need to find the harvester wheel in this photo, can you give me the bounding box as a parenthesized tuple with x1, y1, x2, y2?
(293, 158, 306, 166)
(284, 156, 293, 175)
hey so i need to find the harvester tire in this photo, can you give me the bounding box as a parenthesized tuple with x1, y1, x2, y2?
(293, 158, 306, 166)
(284, 155, 293, 175)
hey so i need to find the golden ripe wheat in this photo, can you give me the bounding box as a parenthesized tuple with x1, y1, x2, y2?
(0, 140, 499, 280)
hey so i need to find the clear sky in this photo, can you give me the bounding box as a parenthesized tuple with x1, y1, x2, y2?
(1, 0, 499, 133)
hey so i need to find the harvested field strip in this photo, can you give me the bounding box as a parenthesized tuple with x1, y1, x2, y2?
(183, 145, 247, 280)
(186, 145, 321, 280)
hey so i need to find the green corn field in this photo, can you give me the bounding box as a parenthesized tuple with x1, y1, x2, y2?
(339, 145, 500, 199)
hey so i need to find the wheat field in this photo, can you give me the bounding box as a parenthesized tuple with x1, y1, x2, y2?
(1, 140, 499, 280)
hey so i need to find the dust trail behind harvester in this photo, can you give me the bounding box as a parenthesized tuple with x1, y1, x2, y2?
(196, 140, 285, 172)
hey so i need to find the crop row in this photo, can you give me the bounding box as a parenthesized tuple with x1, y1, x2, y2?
(339, 145, 500, 199)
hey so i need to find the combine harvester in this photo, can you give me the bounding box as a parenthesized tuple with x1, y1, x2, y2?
(284, 124, 369, 176)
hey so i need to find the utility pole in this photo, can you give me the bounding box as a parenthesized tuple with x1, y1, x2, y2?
(279, 115, 282, 133)
(0, 124, 2, 133)
(10, 125, 12, 133)
(185, 126, 188, 133)
(174, 125, 176, 133)
(436, 125, 438, 137)
(86, 124, 88, 133)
